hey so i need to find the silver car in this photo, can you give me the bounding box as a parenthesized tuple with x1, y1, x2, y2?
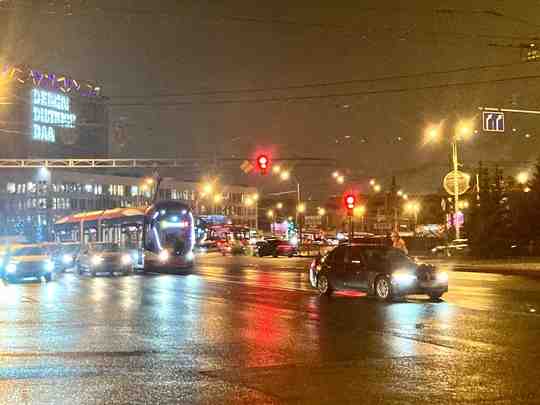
(77, 243, 134, 277)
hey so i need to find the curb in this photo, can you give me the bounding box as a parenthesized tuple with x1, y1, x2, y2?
(451, 266, 540, 279)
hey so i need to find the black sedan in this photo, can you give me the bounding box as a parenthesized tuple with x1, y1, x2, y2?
(256, 239, 297, 257)
(309, 244, 448, 301)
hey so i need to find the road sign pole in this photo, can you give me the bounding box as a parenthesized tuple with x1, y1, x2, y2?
(452, 139, 460, 240)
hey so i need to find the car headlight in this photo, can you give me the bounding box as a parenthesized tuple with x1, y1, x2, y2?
(392, 270, 417, 285)
(186, 251, 194, 261)
(91, 255, 103, 266)
(62, 254, 73, 264)
(6, 262, 16, 274)
(121, 254, 132, 265)
(436, 271, 449, 283)
(44, 261, 54, 272)
(158, 250, 169, 262)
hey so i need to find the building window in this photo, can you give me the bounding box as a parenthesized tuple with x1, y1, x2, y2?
(84, 184, 93, 193)
(6, 183, 15, 194)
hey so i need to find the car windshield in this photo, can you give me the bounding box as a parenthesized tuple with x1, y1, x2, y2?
(384, 248, 413, 265)
(13, 246, 47, 256)
(92, 244, 122, 253)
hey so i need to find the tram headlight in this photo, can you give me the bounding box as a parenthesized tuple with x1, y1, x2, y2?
(91, 255, 103, 266)
(121, 254, 132, 265)
(159, 250, 170, 262)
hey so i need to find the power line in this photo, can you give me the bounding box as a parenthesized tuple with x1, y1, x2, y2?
(109, 60, 531, 100)
(108, 73, 540, 108)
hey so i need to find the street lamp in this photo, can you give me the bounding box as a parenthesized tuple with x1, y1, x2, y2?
(332, 171, 340, 178)
(318, 207, 326, 216)
(373, 184, 381, 193)
(517, 171, 530, 185)
(369, 179, 376, 186)
(280, 170, 290, 181)
(276, 202, 283, 210)
(297, 203, 306, 214)
(337, 175, 345, 184)
(272, 165, 281, 174)
(267, 209, 274, 218)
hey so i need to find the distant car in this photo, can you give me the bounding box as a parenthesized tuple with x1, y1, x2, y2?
(256, 239, 297, 257)
(431, 239, 470, 257)
(77, 243, 134, 276)
(309, 244, 448, 301)
(53, 243, 81, 272)
(2, 245, 55, 283)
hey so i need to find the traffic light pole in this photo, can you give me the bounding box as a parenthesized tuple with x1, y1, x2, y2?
(452, 138, 460, 240)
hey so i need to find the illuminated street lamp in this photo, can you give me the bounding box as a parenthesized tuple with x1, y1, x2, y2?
(245, 197, 254, 207)
(524, 186, 532, 193)
(337, 175, 345, 184)
(213, 194, 222, 204)
(201, 183, 213, 196)
(373, 184, 381, 193)
(318, 207, 326, 216)
(280, 170, 291, 181)
(276, 202, 283, 210)
(517, 171, 530, 185)
(267, 209, 274, 218)
(272, 165, 281, 174)
(369, 179, 376, 186)
(332, 171, 340, 178)
(145, 178, 154, 185)
(297, 203, 306, 214)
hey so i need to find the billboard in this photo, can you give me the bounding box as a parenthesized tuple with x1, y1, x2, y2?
(0, 64, 108, 158)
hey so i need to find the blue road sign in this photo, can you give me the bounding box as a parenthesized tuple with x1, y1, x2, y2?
(483, 111, 505, 132)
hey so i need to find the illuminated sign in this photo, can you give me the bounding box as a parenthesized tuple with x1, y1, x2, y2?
(0, 64, 101, 97)
(31, 88, 77, 143)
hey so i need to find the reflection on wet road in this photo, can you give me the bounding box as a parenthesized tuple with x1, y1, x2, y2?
(0, 254, 538, 404)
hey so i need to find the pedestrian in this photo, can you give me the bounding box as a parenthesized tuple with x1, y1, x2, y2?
(391, 231, 408, 255)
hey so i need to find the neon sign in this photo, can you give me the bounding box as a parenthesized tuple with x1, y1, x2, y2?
(0, 64, 101, 97)
(31, 88, 77, 143)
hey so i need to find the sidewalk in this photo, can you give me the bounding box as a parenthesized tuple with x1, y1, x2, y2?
(421, 257, 540, 278)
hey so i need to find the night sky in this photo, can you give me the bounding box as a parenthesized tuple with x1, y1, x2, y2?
(2, 0, 540, 198)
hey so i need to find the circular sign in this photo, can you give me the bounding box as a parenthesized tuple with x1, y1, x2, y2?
(443, 171, 470, 196)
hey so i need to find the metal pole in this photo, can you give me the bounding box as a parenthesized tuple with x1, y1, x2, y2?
(452, 138, 460, 240)
(297, 182, 302, 254)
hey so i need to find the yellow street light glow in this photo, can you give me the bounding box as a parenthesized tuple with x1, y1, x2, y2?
(297, 203, 306, 213)
(213, 194, 222, 203)
(245, 197, 254, 206)
(353, 205, 366, 217)
(267, 209, 274, 218)
(272, 165, 281, 174)
(337, 175, 345, 184)
(318, 207, 326, 216)
(397, 190, 403, 197)
(276, 202, 283, 209)
(524, 186, 531, 193)
(425, 125, 441, 144)
(202, 183, 213, 194)
(145, 178, 154, 185)
(456, 120, 474, 140)
(288, 216, 293, 221)
(373, 184, 381, 193)
(517, 171, 530, 185)
(369, 179, 376, 186)
(280, 171, 291, 181)
(403, 193, 409, 200)
(332, 171, 339, 178)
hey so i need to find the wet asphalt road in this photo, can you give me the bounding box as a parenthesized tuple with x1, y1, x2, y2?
(0, 254, 539, 404)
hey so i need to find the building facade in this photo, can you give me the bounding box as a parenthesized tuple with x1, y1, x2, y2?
(0, 170, 258, 242)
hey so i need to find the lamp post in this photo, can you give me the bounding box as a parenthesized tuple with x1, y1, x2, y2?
(426, 120, 473, 240)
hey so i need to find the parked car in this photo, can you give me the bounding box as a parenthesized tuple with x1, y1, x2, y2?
(431, 239, 470, 257)
(256, 239, 297, 257)
(2, 244, 55, 283)
(77, 243, 134, 276)
(309, 244, 448, 301)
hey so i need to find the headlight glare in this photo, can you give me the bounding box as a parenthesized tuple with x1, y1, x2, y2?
(392, 270, 417, 285)
(436, 271, 449, 282)
(6, 262, 16, 274)
(158, 250, 169, 262)
(91, 255, 103, 266)
(186, 251, 194, 261)
(121, 254, 132, 265)
(62, 254, 73, 264)
(44, 261, 54, 272)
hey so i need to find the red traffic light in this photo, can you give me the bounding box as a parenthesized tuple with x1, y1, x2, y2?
(345, 194, 355, 209)
(256, 155, 269, 174)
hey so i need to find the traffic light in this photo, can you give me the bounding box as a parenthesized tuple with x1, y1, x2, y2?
(345, 194, 355, 216)
(256, 155, 269, 174)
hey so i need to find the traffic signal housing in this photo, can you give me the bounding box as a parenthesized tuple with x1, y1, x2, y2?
(256, 155, 270, 175)
(344, 194, 355, 216)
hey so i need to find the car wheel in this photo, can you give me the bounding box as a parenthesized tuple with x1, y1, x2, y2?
(317, 274, 333, 296)
(429, 291, 444, 301)
(374, 276, 393, 301)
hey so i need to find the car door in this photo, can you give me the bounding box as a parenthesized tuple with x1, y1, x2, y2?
(325, 245, 348, 289)
(345, 246, 368, 291)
